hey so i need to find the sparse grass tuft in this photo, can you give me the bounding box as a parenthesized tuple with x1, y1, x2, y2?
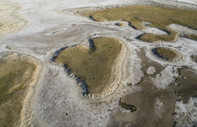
(55, 37, 122, 93)
(85, 6, 197, 42)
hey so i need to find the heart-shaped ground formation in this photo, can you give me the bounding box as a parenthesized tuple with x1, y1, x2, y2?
(54, 37, 125, 97)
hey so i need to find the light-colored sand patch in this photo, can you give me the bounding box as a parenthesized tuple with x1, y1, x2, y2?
(115, 22, 126, 27)
(20, 59, 41, 127)
(128, 44, 144, 86)
(169, 24, 197, 35)
(0, 2, 27, 37)
(142, 22, 168, 35)
(29, 63, 126, 127)
(174, 97, 197, 126)
(0, 44, 11, 52)
(152, 66, 179, 89)
(147, 66, 156, 75)
(169, 24, 197, 40)
(177, 0, 197, 5)
(154, 98, 164, 119)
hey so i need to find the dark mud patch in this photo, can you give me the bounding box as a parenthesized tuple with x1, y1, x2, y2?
(172, 67, 197, 102)
(109, 78, 177, 127)
(109, 50, 196, 127)
(191, 55, 197, 63)
(138, 48, 164, 77)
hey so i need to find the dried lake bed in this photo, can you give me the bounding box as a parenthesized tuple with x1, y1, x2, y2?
(0, 0, 197, 126)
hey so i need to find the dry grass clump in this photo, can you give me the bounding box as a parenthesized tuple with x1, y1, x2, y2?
(183, 34, 197, 41)
(152, 47, 181, 61)
(55, 37, 122, 93)
(0, 53, 37, 127)
(86, 6, 197, 42)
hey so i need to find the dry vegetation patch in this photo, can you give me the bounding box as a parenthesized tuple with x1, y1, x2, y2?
(183, 34, 197, 41)
(0, 53, 38, 127)
(85, 6, 197, 42)
(55, 37, 123, 94)
(152, 47, 182, 61)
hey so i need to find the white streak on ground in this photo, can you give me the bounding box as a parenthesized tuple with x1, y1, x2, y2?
(175, 97, 197, 126)
(152, 66, 179, 89)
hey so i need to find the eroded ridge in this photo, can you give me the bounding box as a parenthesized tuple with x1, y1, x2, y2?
(84, 6, 197, 42)
(0, 2, 27, 36)
(0, 52, 40, 127)
(52, 37, 126, 99)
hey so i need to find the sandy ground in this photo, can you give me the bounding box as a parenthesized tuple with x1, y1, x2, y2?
(0, 0, 197, 126)
(0, 2, 27, 36)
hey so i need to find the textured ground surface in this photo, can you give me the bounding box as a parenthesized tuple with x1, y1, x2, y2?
(0, 2, 27, 36)
(0, 53, 40, 127)
(84, 5, 197, 42)
(55, 37, 124, 94)
(0, 0, 196, 126)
